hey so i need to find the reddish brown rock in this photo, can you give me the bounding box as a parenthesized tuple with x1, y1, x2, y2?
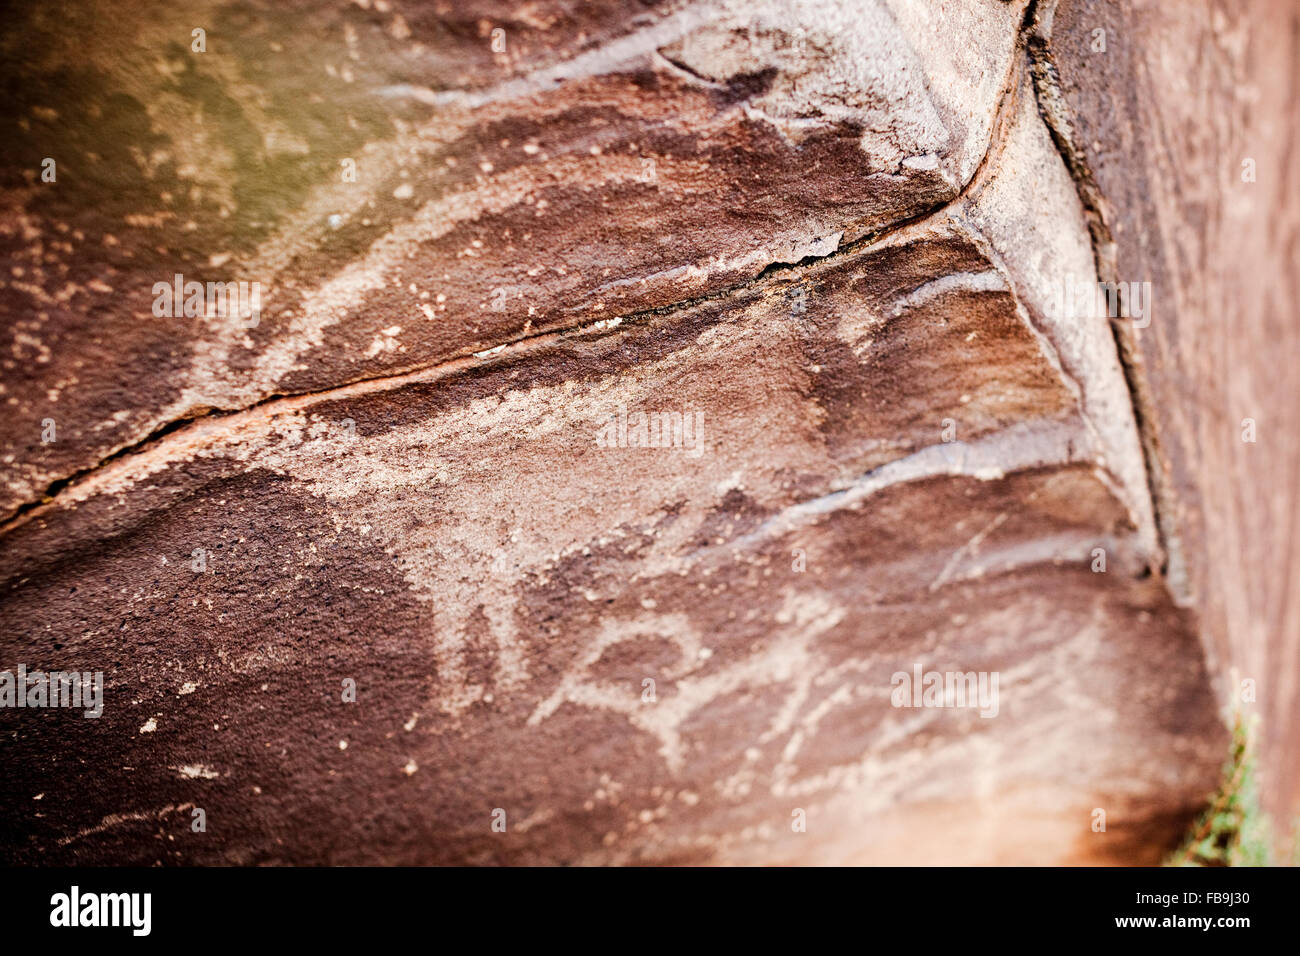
(1, 0, 1294, 865)
(1033, 0, 1300, 837)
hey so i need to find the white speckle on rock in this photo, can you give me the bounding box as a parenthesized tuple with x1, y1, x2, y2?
(176, 764, 219, 780)
(901, 153, 940, 171)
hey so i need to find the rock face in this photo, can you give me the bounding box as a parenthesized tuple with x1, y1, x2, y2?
(0, 0, 1292, 864)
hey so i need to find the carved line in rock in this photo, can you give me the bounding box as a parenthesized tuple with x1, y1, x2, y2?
(0, 0, 1037, 529)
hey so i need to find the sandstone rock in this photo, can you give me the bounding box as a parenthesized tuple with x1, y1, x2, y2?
(0, 0, 1293, 865)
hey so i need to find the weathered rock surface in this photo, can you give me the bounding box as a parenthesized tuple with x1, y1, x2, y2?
(0, 0, 1025, 517)
(0, 0, 1293, 864)
(1041, 0, 1300, 833)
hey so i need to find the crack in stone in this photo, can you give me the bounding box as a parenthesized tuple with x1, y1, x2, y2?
(0, 3, 1039, 535)
(1024, 0, 1186, 597)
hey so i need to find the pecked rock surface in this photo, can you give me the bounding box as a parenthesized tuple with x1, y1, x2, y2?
(1, 0, 1293, 864)
(0, 0, 1026, 517)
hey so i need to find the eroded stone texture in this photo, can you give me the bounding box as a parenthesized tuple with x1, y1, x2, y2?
(0, 0, 1266, 865)
(0, 0, 1027, 517)
(1040, 0, 1300, 834)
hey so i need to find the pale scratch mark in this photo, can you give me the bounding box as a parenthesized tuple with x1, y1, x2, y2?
(929, 511, 1010, 592)
(889, 269, 1008, 316)
(721, 417, 1092, 559)
(56, 803, 195, 847)
(528, 594, 844, 774)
